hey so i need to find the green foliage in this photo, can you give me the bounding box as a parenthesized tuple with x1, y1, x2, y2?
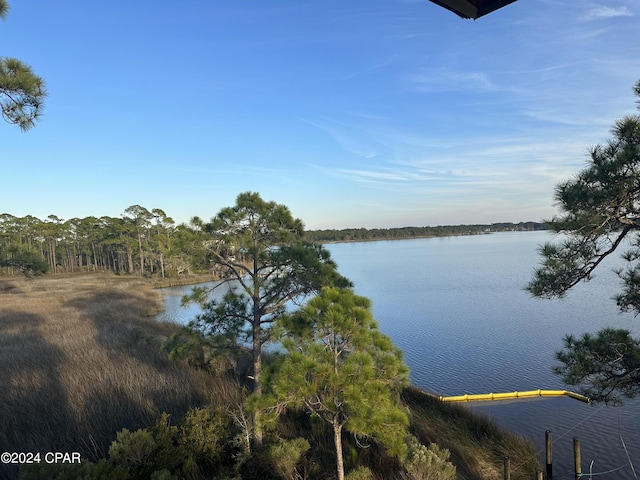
(190, 289, 253, 346)
(178, 406, 229, 465)
(1, 3, 46, 131)
(0, 56, 46, 130)
(278, 287, 409, 449)
(21, 408, 231, 479)
(555, 327, 640, 405)
(266, 437, 310, 480)
(344, 466, 374, 480)
(185, 192, 351, 353)
(209, 191, 304, 259)
(104, 408, 231, 478)
(108, 428, 157, 469)
(403, 436, 456, 480)
(164, 325, 243, 374)
(184, 192, 351, 446)
(0, 244, 48, 276)
(271, 241, 353, 291)
(165, 326, 212, 367)
(145, 414, 182, 473)
(0, 207, 211, 278)
(266, 287, 410, 479)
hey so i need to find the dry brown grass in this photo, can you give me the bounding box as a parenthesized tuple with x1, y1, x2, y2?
(402, 387, 540, 480)
(0, 273, 239, 478)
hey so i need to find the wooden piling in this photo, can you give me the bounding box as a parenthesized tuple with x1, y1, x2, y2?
(573, 437, 581, 480)
(545, 430, 553, 479)
(536, 470, 543, 480)
(503, 456, 510, 480)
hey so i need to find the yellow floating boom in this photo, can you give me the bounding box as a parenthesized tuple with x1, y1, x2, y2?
(439, 389, 591, 405)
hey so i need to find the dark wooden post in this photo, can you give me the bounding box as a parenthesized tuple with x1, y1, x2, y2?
(503, 456, 510, 480)
(545, 430, 553, 479)
(573, 437, 581, 480)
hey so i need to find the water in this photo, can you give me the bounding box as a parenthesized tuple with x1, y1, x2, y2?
(156, 281, 234, 324)
(157, 231, 640, 478)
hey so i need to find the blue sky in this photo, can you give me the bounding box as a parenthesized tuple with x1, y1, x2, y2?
(1, 1, 639, 229)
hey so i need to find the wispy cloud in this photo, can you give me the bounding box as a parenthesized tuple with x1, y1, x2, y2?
(408, 68, 495, 92)
(314, 130, 594, 216)
(300, 117, 384, 159)
(330, 168, 410, 183)
(579, 6, 633, 21)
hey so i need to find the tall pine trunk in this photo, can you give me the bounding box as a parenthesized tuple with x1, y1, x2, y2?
(333, 420, 344, 480)
(252, 303, 263, 449)
(127, 248, 134, 274)
(137, 232, 144, 275)
(159, 252, 165, 278)
(49, 240, 57, 273)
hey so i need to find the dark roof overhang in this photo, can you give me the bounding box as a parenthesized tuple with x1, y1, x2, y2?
(429, 0, 518, 19)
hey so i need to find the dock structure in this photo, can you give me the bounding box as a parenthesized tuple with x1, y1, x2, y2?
(439, 389, 591, 405)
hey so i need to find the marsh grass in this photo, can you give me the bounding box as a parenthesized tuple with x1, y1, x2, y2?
(402, 387, 539, 480)
(0, 274, 239, 478)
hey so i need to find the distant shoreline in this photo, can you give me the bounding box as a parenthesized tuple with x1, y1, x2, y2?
(316, 230, 492, 244)
(307, 222, 549, 245)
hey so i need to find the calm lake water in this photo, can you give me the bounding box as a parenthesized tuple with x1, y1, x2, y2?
(157, 231, 640, 478)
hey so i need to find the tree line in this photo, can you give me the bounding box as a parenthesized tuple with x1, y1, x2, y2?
(306, 222, 547, 243)
(0, 207, 211, 277)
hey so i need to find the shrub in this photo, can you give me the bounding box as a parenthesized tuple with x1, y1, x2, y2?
(178, 407, 229, 467)
(345, 466, 374, 480)
(106, 408, 231, 479)
(403, 436, 456, 480)
(108, 428, 156, 468)
(266, 437, 310, 480)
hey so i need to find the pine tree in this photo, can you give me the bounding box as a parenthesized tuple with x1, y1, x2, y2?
(185, 192, 351, 447)
(266, 287, 409, 480)
(1, 1, 46, 130)
(527, 79, 640, 403)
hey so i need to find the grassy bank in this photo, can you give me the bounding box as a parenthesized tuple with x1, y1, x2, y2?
(0, 274, 539, 479)
(0, 274, 240, 479)
(402, 387, 539, 479)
